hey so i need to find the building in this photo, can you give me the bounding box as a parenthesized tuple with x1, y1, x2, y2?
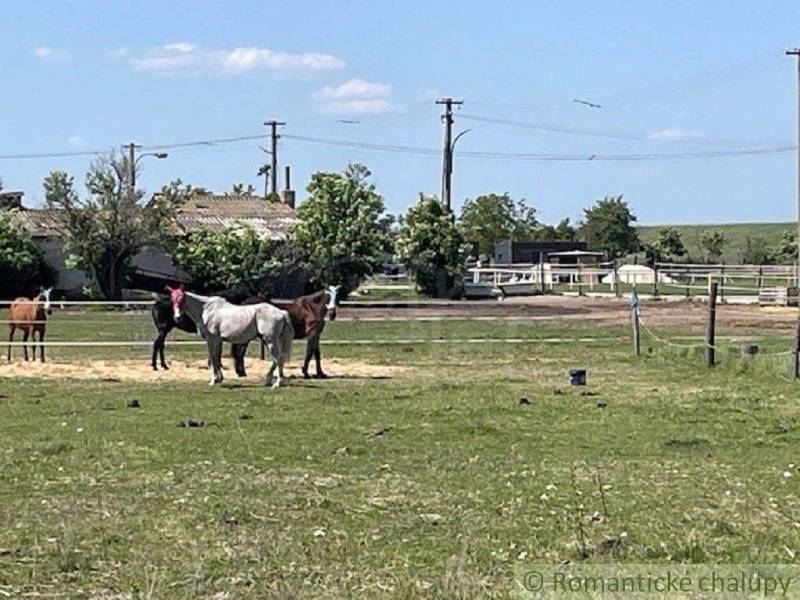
(4, 191, 303, 297)
(3, 191, 90, 293)
(492, 240, 588, 264)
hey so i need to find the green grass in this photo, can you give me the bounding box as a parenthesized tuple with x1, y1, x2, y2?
(2, 316, 800, 597)
(638, 222, 793, 263)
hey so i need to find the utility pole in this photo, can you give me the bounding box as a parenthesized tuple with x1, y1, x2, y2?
(435, 98, 463, 211)
(122, 143, 167, 194)
(788, 49, 800, 378)
(124, 142, 141, 192)
(264, 120, 286, 195)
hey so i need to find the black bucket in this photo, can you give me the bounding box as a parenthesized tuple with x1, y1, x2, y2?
(569, 369, 586, 386)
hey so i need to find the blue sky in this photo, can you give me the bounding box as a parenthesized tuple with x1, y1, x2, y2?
(2, 0, 800, 225)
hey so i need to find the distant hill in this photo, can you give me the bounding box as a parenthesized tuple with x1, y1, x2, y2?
(637, 222, 793, 263)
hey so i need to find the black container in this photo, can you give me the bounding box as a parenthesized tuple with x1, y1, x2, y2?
(569, 369, 586, 386)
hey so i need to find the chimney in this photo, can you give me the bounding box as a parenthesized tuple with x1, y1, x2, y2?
(0, 191, 24, 210)
(279, 165, 295, 208)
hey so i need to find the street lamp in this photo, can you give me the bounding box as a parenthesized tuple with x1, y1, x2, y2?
(123, 142, 168, 191)
(447, 128, 471, 212)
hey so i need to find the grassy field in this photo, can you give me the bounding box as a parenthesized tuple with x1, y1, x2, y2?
(2, 313, 800, 597)
(638, 222, 792, 263)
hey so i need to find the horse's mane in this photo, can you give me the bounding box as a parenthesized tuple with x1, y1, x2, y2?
(303, 289, 327, 303)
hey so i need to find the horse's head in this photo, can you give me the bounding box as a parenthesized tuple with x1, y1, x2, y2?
(40, 287, 53, 315)
(167, 284, 186, 320)
(325, 285, 341, 321)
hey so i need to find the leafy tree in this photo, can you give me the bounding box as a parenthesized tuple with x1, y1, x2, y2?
(534, 218, 577, 241)
(579, 195, 640, 259)
(173, 226, 294, 293)
(44, 153, 189, 299)
(700, 231, 726, 264)
(231, 183, 256, 196)
(459, 193, 539, 257)
(741, 235, 771, 265)
(644, 227, 687, 265)
(769, 230, 798, 265)
(0, 212, 56, 299)
(396, 195, 469, 297)
(291, 164, 387, 297)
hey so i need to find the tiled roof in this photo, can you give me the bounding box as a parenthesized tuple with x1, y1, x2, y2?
(175, 194, 298, 240)
(3, 194, 298, 240)
(7, 209, 64, 238)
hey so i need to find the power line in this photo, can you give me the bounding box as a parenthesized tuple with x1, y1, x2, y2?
(459, 113, 792, 147)
(0, 130, 796, 166)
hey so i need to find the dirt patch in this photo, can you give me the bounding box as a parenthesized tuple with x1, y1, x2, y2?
(0, 357, 406, 383)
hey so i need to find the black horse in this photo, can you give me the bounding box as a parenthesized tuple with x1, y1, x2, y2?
(150, 288, 267, 373)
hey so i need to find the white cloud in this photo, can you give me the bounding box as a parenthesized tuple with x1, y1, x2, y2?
(130, 44, 345, 76)
(317, 78, 392, 100)
(109, 47, 129, 58)
(649, 128, 703, 141)
(34, 46, 54, 58)
(319, 99, 399, 115)
(67, 135, 87, 148)
(314, 78, 399, 114)
(163, 42, 195, 53)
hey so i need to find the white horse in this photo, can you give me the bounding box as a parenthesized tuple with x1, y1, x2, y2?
(167, 285, 293, 387)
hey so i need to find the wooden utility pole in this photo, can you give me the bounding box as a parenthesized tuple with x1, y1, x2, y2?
(788, 49, 800, 378)
(630, 292, 640, 357)
(124, 142, 141, 191)
(706, 281, 718, 368)
(264, 120, 286, 195)
(435, 98, 463, 211)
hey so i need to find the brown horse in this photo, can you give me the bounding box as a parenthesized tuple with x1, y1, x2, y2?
(7, 288, 52, 362)
(233, 285, 340, 378)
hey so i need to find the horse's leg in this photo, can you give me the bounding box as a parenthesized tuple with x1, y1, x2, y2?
(22, 330, 29, 361)
(264, 339, 278, 388)
(152, 331, 166, 370)
(207, 338, 223, 385)
(159, 335, 168, 370)
(39, 329, 45, 363)
(235, 344, 248, 377)
(7, 326, 14, 361)
(301, 337, 314, 379)
(314, 345, 327, 379)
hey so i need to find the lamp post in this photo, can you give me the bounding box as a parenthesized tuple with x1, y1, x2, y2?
(447, 128, 471, 213)
(123, 143, 168, 192)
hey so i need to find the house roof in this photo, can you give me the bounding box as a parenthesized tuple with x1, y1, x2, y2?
(7, 208, 64, 238)
(174, 194, 298, 240)
(4, 194, 299, 241)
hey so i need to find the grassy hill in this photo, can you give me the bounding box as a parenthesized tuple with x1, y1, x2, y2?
(637, 222, 793, 263)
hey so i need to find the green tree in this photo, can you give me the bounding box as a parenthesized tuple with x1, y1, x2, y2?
(534, 218, 576, 241)
(459, 193, 539, 257)
(644, 227, 687, 265)
(769, 230, 798, 265)
(0, 212, 55, 299)
(231, 183, 256, 196)
(579, 195, 640, 259)
(44, 153, 189, 299)
(291, 164, 387, 297)
(741, 235, 771, 265)
(173, 226, 293, 293)
(396, 194, 469, 297)
(700, 231, 726, 264)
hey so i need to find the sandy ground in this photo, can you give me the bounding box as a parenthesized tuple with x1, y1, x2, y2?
(0, 356, 406, 383)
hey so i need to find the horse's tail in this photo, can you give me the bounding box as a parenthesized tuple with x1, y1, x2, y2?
(279, 311, 293, 364)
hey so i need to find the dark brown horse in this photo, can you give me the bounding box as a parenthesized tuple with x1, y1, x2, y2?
(233, 285, 340, 379)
